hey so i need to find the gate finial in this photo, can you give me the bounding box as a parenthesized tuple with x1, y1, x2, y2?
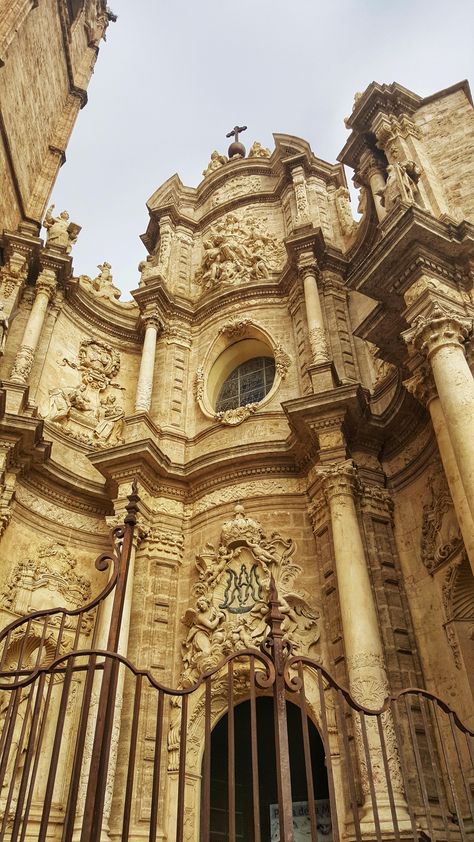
(265, 574, 285, 639)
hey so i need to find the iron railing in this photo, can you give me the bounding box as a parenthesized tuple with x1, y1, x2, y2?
(0, 486, 472, 842)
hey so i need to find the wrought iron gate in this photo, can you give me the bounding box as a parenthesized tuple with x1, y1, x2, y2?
(0, 487, 472, 841)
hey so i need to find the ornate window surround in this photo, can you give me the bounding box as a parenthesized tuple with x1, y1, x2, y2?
(194, 319, 291, 426)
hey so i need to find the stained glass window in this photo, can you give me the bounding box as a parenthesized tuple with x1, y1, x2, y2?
(216, 357, 275, 412)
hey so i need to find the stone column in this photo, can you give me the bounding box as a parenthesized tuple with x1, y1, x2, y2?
(357, 150, 387, 223)
(9, 268, 57, 384)
(298, 256, 330, 364)
(403, 304, 474, 519)
(404, 365, 474, 572)
(319, 461, 407, 824)
(135, 311, 161, 412)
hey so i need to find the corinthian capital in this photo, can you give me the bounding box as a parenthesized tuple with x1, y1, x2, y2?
(142, 307, 163, 331)
(297, 253, 318, 281)
(35, 268, 58, 299)
(403, 363, 437, 407)
(403, 303, 472, 359)
(318, 459, 360, 502)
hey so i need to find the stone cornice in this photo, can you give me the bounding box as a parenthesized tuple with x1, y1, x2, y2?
(65, 283, 140, 345)
(141, 135, 348, 253)
(347, 206, 474, 299)
(339, 81, 423, 168)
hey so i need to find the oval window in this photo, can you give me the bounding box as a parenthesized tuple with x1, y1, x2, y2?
(215, 356, 275, 412)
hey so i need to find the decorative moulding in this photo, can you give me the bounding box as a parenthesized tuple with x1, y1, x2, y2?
(194, 318, 291, 426)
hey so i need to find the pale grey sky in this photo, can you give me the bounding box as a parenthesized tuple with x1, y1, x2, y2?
(51, 0, 474, 297)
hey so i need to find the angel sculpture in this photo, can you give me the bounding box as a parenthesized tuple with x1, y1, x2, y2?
(181, 597, 226, 673)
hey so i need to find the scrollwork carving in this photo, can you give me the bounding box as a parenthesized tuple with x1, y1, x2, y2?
(180, 505, 320, 683)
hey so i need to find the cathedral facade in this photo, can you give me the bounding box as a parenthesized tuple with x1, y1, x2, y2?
(0, 3, 473, 841)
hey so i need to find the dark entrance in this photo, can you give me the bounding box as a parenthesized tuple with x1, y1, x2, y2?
(207, 697, 329, 842)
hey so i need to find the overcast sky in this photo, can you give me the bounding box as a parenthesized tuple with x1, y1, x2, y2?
(50, 0, 474, 298)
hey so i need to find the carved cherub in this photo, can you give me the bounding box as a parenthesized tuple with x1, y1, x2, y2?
(202, 150, 228, 178)
(0, 304, 9, 355)
(182, 596, 226, 665)
(248, 141, 271, 158)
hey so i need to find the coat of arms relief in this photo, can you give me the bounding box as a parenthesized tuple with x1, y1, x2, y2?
(41, 339, 125, 448)
(181, 505, 321, 684)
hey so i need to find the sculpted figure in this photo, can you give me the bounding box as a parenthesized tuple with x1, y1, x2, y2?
(182, 596, 226, 670)
(94, 394, 124, 443)
(378, 161, 421, 212)
(80, 261, 122, 302)
(44, 205, 81, 253)
(45, 387, 70, 422)
(0, 304, 9, 355)
(202, 150, 228, 178)
(248, 141, 271, 158)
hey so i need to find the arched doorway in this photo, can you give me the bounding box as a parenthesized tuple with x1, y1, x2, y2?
(205, 697, 329, 841)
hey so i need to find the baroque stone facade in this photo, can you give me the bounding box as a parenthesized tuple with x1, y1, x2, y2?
(1, 40, 474, 840)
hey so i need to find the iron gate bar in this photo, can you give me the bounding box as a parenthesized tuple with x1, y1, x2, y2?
(0, 484, 472, 842)
(297, 662, 318, 841)
(149, 687, 164, 842)
(249, 655, 262, 842)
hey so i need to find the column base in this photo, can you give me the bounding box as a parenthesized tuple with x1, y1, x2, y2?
(308, 361, 339, 392)
(1, 381, 30, 414)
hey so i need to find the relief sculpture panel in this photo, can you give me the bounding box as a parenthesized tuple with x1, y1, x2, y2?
(181, 505, 320, 684)
(41, 339, 125, 448)
(195, 212, 285, 292)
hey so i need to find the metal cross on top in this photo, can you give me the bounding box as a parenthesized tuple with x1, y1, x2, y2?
(226, 124, 247, 142)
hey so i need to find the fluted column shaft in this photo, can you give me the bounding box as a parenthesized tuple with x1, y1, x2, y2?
(10, 269, 57, 384)
(404, 306, 474, 519)
(299, 260, 330, 364)
(135, 315, 160, 412)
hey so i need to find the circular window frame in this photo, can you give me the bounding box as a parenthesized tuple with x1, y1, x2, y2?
(194, 320, 291, 426)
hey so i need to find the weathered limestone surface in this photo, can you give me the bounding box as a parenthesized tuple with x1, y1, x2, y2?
(0, 71, 473, 837)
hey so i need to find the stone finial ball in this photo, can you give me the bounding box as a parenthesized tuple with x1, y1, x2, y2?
(228, 140, 246, 159)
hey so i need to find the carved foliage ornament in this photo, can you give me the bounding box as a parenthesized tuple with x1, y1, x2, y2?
(180, 505, 321, 683)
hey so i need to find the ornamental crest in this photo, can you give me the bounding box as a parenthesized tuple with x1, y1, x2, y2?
(0, 542, 91, 617)
(181, 505, 320, 683)
(421, 468, 462, 573)
(195, 212, 285, 292)
(41, 339, 124, 448)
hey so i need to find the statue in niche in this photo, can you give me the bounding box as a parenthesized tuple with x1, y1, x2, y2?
(248, 141, 271, 158)
(43, 205, 81, 253)
(378, 160, 422, 212)
(180, 504, 321, 683)
(335, 186, 357, 236)
(421, 467, 462, 572)
(202, 150, 228, 177)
